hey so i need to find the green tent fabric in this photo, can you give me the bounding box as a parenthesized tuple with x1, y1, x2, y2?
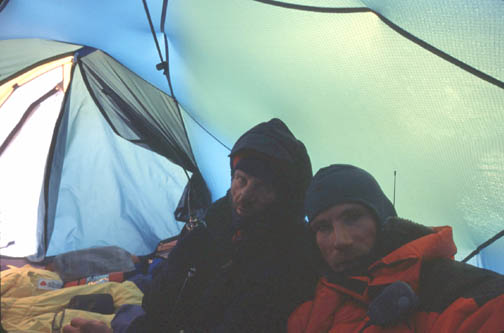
(0, 39, 81, 82)
(0, 1, 502, 273)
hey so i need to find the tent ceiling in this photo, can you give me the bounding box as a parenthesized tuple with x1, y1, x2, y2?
(0, 0, 502, 271)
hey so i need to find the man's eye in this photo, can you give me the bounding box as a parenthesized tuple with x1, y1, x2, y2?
(258, 184, 275, 196)
(235, 175, 245, 185)
(313, 223, 331, 233)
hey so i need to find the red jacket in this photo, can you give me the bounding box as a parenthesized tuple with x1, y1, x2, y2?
(288, 218, 504, 333)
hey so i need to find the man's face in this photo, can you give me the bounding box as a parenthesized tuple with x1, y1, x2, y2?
(230, 169, 277, 217)
(310, 203, 377, 274)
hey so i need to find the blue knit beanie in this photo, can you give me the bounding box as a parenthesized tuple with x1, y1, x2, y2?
(305, 164, 397, 228)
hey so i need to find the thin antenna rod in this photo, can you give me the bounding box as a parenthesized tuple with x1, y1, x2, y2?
(393, 170, 397, 207)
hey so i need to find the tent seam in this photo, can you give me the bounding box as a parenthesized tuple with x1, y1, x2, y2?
(78, 61, 123, 138)
(252, 0, 504, 89)
(253, 0, 370, 13)
(0, 50, 79, 86)
(42, 57, 79, 258)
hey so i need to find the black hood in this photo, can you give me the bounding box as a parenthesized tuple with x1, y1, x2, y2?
(229, 118, 312, 219)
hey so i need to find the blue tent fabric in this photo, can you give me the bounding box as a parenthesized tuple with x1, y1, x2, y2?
(46, 64, 190, 256)
(0, 40, 207, 258)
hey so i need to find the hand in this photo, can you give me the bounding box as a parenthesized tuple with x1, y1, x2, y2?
(157, 242, 176, 252)
(62, 318, 112, 333)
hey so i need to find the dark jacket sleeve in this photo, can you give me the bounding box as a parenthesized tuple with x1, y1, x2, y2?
(419, 257, 504, 312)
(128, 226, 216, 332)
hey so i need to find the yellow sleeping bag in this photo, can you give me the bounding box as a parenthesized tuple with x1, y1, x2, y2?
(1, 265, 143, 332)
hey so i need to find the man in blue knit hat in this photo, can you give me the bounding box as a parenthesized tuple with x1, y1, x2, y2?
(288, 164, 504, 333)
(304, 164, 397, 277)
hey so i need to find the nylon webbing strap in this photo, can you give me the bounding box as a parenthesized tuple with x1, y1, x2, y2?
(142, 0, 165, 67)
(141, 0, 231, 152)
(141, 0, 195, 182)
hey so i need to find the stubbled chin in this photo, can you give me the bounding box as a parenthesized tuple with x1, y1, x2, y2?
(330, 259, 356, 273)
(330, 264, 347, 273)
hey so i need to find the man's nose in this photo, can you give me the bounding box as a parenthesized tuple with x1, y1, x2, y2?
(240, 184, 256, 203)
(331, 228, 352, 249)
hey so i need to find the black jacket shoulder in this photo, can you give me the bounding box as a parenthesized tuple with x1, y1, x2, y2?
(419, 257, 504, 312)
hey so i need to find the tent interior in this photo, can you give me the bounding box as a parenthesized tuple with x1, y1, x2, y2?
(0, 0, 503, 275)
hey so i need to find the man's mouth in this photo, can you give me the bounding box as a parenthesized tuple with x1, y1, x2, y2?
(333, 261, 353, 272)
(331, 255, 371, 275)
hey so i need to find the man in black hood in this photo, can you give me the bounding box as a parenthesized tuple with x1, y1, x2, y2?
(126, 118, 318, 332)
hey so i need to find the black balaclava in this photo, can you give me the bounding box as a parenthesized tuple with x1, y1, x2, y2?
(227, 119, 312, 246)
(229, 118, 312, 221)
(305, 164, 397, 277)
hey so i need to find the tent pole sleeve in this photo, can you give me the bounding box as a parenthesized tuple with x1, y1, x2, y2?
(462, 230, 504, 263)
